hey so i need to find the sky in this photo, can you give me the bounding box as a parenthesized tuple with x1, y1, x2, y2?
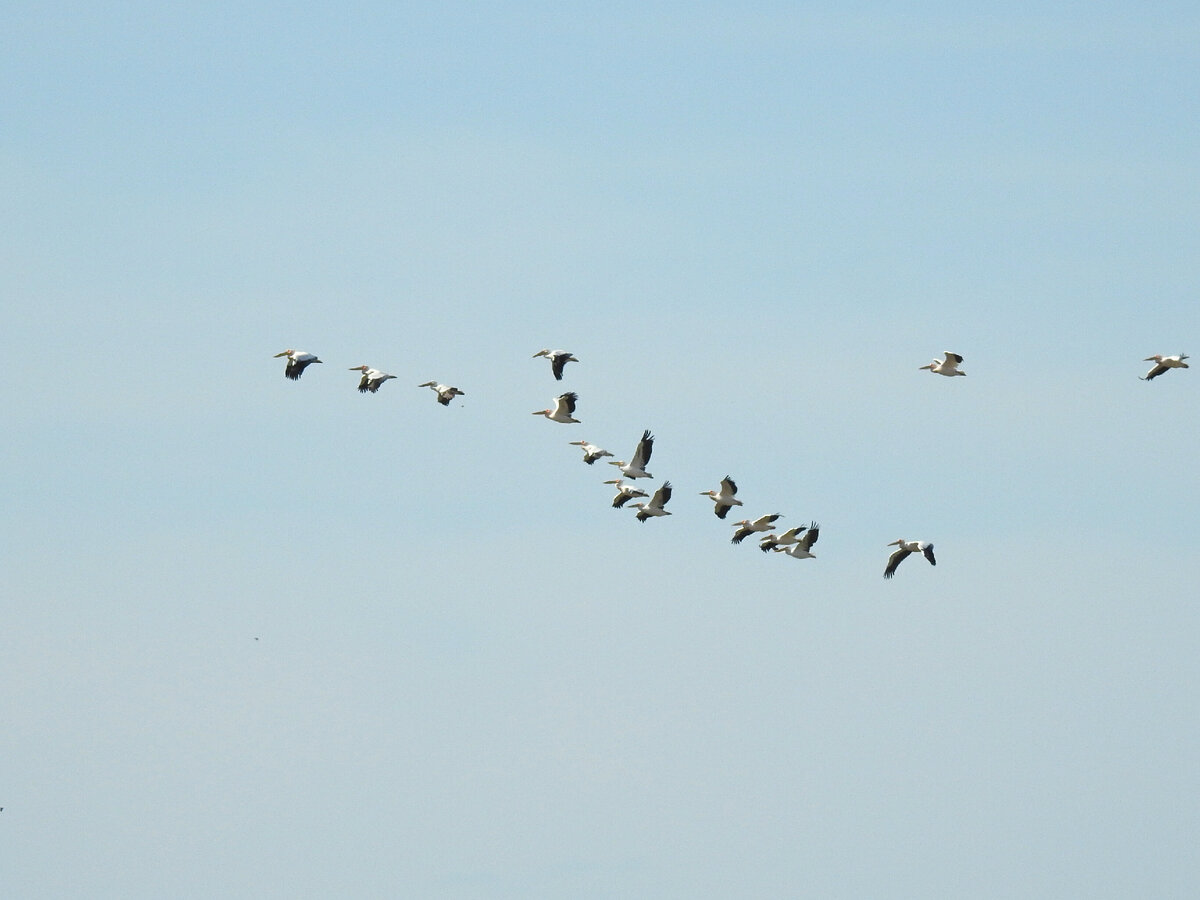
(3, 1, 1199, 896)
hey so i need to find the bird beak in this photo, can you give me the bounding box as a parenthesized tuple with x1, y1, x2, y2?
(273, 352, 288, 357)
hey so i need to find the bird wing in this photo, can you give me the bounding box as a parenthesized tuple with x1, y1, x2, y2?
(555, 392, 578, 416)
(1143, 363, 1168, 380)
(551, 353, 571, 380)
(652, 482, 672, 509)
(945, 352, 963, 364)
(357, 373, 371, 392)
(921, 543, 936, 565)
(631, 430, 653, 468)
(714, 502, 732, 519)
(799, 523, 820, 550)
(731, 526, 751, 544)
(720, 476, 737, 496)
(883, 547, 912, 578)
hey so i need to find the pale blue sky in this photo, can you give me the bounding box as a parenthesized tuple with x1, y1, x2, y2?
(3, 2, 1199, 897)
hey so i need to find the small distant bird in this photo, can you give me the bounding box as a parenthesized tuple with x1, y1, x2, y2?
(532, 391, 580, 423)
(700, 476, 743, 519)
(1141, 354, 1189, 381)
(631, 482, 673, 522)
(274, 349, 322, 380)
(919, 352, 966, 377)
(603, 479, 649, 508)
(568, 440, 614, 465)
(883, 539, 936, 578)
(532, 348, 579, 381)
(418, 381, 466, 405)
(607, 430, 654, 479)
(771, 522, 820, 560)
(731, 514, 783, 545)
(348, 365, 397, 393)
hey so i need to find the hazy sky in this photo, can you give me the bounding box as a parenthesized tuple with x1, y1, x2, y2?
(3, 2, 1199, 897)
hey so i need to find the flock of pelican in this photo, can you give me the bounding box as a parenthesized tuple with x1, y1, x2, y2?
(276, 346, 1189, 578)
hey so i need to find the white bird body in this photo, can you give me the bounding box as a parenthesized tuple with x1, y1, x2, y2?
(731, 514, 783, 545)
(631, 482, 673, 522)
(418, 381, 466, 405)
(532, 392, 580, 423)
(569, 441, 614, 465)
(919, 352, 966, 376)
(603, 479, 649, 509)
(348, 365, 397, 393)
(1141, 354, 1189, 381)
(884, 539, 936, 578)
(274, 349, 322, 380)
(532, 348, 579, 381)
(700, 476, 742, 519)
(771, 522, 820, 559)
(607, 430, 654, 479)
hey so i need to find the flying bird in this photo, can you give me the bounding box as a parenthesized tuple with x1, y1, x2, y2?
(919, 352, 966, 377)
(631, 482, 673, 522)
(532, 392, 580, 423)
(700, 476, 743, 519)
(532, 348, 579, 381)
(759, 524, 806, 553)
(1141, 354, 1189, 381)
(603, 479, 649, 508)
(607, 430, 655, 479)
(418, 381, 466, 405)
(274, 349, 322, 380)
(883, 539, 936, 578)
(348, 365, 397, 393)
(731, 514, 783, 545)
(771, 522, 820, 560)
(568, 440, 614, 465)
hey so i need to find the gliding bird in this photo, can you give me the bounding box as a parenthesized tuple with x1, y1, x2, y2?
(1141, 354, 1189, 381)
(631, 482, 673, 522)
(771, 522, 820, 560)
(700, 476, 742, 519)
(607, 430, 654, 479)
(919, 352, 966, 376)
(731, 514, 783, 545)
(883, 539, 936, 578)
(760, 524, 806, 552)
(568, 441, 614, 465)
(603, 479, 649, 509)
(532, 392, 580, 423)
(418, 382, 466, 405)
(349, 365, 397, 393)
(274, 349, 322, 380)
(532, 349, 579, 381)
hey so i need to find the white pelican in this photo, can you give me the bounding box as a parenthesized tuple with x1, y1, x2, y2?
(883, 539, 936, 579)
(700, 476, 742, 519)
(731, 514, 783, 545)
(349, 365, 397, 393)
(919, 352, 966, 377)
(418, 381, 466, 405)
(631, 482, 673, 522)
(532, 391, 580, 423)
(568, 440, 614, 465)
(274, 349, 322, 380)
(759, 524, 805, 553)
(1141, 354, 1189, 381)
(603, 479, 649, 508)
(771, 522, 819, 560)
(532, 348, 579, 381)
(607, 430, 654, 479)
